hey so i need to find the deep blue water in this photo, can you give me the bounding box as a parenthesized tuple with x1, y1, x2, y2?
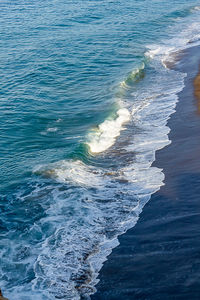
(1, 1, 200, 299)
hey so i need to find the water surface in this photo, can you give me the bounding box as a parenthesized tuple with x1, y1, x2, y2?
(1, 1, 200, 299)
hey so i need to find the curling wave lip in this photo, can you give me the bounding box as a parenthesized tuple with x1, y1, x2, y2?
(86, 108, 130, 154)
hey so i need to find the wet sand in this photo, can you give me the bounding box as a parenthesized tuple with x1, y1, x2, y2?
(92, 45, 200, 300)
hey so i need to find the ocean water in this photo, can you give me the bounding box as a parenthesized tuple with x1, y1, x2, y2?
(1, 1, 200, 299)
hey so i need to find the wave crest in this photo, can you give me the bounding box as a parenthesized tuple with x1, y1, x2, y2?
(86, 108, 130, 154)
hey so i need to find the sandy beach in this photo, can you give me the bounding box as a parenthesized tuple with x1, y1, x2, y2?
(92, 45, 200, 299)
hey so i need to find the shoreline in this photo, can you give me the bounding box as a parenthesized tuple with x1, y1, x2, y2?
(92, 45, 200, 299)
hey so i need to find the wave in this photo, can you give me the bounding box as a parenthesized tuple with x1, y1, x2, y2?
(190, 5, 200, 12)
(34, 159, 104, 187)
(145, 10, 200, 66)
(86, 107, 130, 154)
(86, 63, 146, 154)
(31, 162, 166, 300)
(120, 63, 145, 88)
(23, 52, 185, 299)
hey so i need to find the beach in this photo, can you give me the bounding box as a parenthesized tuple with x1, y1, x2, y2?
(92, 46, 200, 299)
(1, 2, 200, 299)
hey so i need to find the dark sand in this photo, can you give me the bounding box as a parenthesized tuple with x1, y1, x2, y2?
(92, 45, 200, 300)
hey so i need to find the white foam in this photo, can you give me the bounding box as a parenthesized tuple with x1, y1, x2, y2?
(46, 127, 58, 132)
(191, 6, 200, 12)
(145, 11, 200, 66)
(145, 46, 170, 59)
(86, 108, 130, 153)
(56, 118, 62, 122)
(41, 127, 58, 135)
(28, 56, 186, 299)
(34, 160, 104, 187)
(30, 160, 165, 300)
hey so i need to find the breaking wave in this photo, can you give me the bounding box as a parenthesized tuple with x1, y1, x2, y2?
(86, 108, 130, 154)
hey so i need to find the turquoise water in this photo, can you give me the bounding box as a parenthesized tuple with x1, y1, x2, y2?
(1, 1, 200, 299)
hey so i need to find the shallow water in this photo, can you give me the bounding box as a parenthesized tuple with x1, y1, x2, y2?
(1, 1, 200, 299)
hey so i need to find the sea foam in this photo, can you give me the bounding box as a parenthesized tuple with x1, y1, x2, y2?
(86, 108, 130, 153)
